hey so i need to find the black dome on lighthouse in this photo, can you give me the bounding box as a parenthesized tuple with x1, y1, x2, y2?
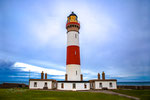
(68, 12, 78, 17)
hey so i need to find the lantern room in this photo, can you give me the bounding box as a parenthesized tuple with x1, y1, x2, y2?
(66, 12, 80, 30)
(67, 12, 78, 23)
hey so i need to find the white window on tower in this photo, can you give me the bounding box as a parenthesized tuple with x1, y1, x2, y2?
(76, 71, 77, 75)
(75, 34, 77, 38)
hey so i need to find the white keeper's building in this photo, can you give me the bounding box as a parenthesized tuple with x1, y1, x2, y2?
(29, 12, 117, 90)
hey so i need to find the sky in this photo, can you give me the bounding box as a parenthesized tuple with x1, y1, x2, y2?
(0, 0, 150, 83)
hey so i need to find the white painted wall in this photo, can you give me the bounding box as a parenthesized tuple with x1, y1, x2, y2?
(95, 81, 117, 89)
(66, 65, 81, 81)
(57, 82, 90, 90)
(29, 81, 52, 89)
(76, 83, 90, 90)
(67, 31, 79, 46)
(29, 81, 117, 90)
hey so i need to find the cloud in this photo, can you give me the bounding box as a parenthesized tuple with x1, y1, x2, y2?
(12, 62, 100, 80)
(82, 69, 97, 76)
(13, 62, 65, 75)
(53, 0, 119, 45)
(23, 59, 66, 70)
(51, 76, 65, 80)
(9, 75, 29, 78)
(28, 16, 66, 48)
(82, 69, 98, 80)
(12, 62, 97, 80)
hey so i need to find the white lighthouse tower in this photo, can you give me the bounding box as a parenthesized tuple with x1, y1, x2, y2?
(29, 12, 117, 90)
(66, 12, 82, 81)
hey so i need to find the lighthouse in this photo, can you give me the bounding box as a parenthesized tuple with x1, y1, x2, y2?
(29, 12, 117, 90)
(66, 12, 81, 81)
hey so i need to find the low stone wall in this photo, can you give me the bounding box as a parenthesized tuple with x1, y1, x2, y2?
(117, 85, 150, 90)
(0, 83, 28, 88)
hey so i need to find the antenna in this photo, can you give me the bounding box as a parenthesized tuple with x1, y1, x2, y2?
(29, 70, 30, 79)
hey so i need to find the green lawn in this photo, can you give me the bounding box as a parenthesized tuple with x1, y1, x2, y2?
(0, 88, 131, 100)
(112, 90, 150, 100)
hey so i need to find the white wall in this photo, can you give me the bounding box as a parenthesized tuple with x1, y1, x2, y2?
(29, 81, 52, 89)
(57, 82, 90, 90)
(95, 81, 117, 89)
(67, 31, 79, 46)
(66, 65, 81, 81)
(29, 81, 117, 90)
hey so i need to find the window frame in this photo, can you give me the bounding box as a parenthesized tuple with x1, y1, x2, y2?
(84, 83, 87, 88)
(44, 82, 47, 87)
(99, 83, 102, 88)
(109, 82, 113, 87)
(34, 82, 37, 87)
(61, 83, 64, 88)
(73, 83, 76, 89)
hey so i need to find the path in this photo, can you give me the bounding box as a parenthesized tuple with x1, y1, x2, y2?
(80, 90, 140, 100)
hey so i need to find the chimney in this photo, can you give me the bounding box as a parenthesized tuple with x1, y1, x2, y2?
(65, 74, 68, 81)
(81, 74, 83, 81)
(45, 73, 47, 79)
(98, 73, 100, 80)
(41, 71, 44, 79)
(102, 71, 105, 80)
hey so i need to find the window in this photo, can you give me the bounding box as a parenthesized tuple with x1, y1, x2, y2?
(90, 83, 93, 88)
(109, 82, 112, 87)
(76, 71, 77, 75)
(73, 83, 76, 89)
(34, 82, 37, 87)
(54, 83, 57, 88)
(84, 83, 87, 88)
(75, 51, 76, 55)
(44, 82, 47, 87)
(99, 83, 102, 88)
(75, 34, 77, 38)
(61, 83, 64, 88)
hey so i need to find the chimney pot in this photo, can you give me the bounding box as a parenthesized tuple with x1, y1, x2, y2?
(65, 74, 68, 81)
(98, 73, 100, 80)
(102, 71, 105, 80)
(81, 74, 83, 81)
(45, 73, 47, 79)
(41, 71, 44, 79)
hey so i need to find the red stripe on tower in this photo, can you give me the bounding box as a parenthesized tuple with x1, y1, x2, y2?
(67, 46, 80, 65)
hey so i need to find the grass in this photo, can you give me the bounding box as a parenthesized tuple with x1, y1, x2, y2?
(0, 88, 131, 100)
(112, 89, 150, 100)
